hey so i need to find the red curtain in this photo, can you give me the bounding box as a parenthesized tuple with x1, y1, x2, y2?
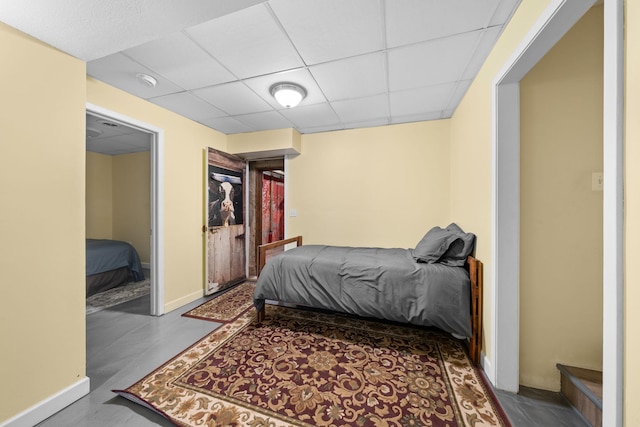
(262, 173, 284, 244)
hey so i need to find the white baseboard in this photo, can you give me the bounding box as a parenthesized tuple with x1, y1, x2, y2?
(481, 352, 495, 386)
(140, 262, 151, 269)
(164, 289, 204, 313)
(1, 377, 90, 427)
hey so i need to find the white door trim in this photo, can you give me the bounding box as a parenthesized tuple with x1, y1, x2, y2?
(602, 0, 624, 424)
(86, 103, 165, 316)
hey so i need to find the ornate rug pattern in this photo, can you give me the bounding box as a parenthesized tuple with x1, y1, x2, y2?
(115, 305, 510, 427)
(86, 279, 150, 315)
(182, 281, 256, 323)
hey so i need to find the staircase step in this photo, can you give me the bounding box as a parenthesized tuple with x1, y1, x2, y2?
(557, 364, 602, 427)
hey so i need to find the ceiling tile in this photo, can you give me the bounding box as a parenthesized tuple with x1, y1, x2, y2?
(461, 26, 502, 80)
(185, 4, 303, 78)
(87, 53, 183, 99)
(123, 32, 236, 90)
(278, 103, 340, 129)
(297, 123, 346, 134)
(390, 111, 444, 125)
(309, 52, 387, 101)
(243, 68, 326, 109)
(389, 83, 456, 117)
(149, 92, 227, 121)
(342, 118, 390, 131)
(331, 94, 389, 123)
(388, 31, 480, 91)
(489, 0, 522, 26)
(235, 111, 294, 131)
(385, 0, 501, 47)
(0, 0, 266, 61)
(198, 116, 253, 134)
(86, 134, 150, 155)
(269, 0, 384, 65)
(193, 82, 272, 115)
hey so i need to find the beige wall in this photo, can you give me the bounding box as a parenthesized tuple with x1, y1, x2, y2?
(450, 0, 553, 364)
(228, 128, 301, 157)
(86, 151, 113, 238)
(519, 6, 603, 390)
(86, 78, 227, 311)
(287, 121, 452, 249)
(625, 0, 639, 424)
(112, 152, 151, 263)
(0, 23, 87, 422)
(86, 151, 151, 263)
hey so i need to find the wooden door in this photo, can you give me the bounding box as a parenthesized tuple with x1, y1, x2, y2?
(204, 148, 246, 295)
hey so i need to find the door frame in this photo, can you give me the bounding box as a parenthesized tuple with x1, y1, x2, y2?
(86, 103, 165, 316)
(491, 0, 623, 425)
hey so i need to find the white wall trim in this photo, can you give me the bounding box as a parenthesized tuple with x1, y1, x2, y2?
(490, 0, 598, 393)
(491, 82, 521, 392)
(0, 377, 90, 427)
(85, 102, 165, 316)
(602, 0, 624, 425)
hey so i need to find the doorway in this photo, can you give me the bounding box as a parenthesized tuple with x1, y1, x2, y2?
(491, 0, 622, 425)
(247, 158, 285, 278)
(86, 103, 165, 316)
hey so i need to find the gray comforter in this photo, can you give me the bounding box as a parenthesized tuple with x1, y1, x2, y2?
(254, 245, 472, 338)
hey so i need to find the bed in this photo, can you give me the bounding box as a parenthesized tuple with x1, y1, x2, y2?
(253, 224, 483, 364)
(86, 239, 145, 297)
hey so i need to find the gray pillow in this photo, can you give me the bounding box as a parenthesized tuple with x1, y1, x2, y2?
(438, 223, 476, 267)
(413, 227, 460, 263)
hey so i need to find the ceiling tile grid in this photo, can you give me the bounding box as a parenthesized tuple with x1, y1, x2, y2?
(79, 0, 523, 144)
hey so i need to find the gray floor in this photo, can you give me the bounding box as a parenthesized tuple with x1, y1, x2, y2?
(37, 293, 590, 427)
(495, 386, 590, 426)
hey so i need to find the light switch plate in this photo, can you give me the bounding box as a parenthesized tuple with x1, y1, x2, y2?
(592, 172, 603, 191)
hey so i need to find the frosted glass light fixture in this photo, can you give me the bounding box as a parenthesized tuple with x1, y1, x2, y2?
(270, 83, 306, 108)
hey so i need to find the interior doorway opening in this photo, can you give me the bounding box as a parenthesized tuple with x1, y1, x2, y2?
(85, 103, 165, 316)
(247, 158, 285, 278)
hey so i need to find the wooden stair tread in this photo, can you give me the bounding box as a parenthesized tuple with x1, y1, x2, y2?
(558, 364, 603, 402)
(557, 364, 602, 427)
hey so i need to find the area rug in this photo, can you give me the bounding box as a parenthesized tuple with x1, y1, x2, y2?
(114, 304, 510, 427)
(182, 281, 255, 323)
(86, 279, 150, 315)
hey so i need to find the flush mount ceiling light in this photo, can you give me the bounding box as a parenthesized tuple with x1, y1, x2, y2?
(136, 73, 157, 88)
(270, 82, 306, 108)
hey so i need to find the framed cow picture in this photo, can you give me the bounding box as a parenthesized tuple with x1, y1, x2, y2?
(208, 165, 244, 227)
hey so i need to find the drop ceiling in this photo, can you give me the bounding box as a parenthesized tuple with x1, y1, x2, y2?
(1, 0, 522, 153)
(86, 114, 151, 156)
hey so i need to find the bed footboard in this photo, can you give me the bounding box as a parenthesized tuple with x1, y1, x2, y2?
(257, 236, 302, 275)
(255, 236, 303, 323)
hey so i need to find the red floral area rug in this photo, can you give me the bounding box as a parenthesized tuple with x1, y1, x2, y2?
(115, 305, 510, 427)
(182, 281, 255, 323)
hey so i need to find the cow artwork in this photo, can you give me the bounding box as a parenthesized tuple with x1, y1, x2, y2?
(208, 166, 244, 227)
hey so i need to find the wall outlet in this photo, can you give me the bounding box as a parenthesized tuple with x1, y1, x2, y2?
(592, 172, 603, 191)
(290, 209, 297, 217)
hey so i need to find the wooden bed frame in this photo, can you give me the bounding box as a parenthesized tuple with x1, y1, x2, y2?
(256, 236, 483, 365)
